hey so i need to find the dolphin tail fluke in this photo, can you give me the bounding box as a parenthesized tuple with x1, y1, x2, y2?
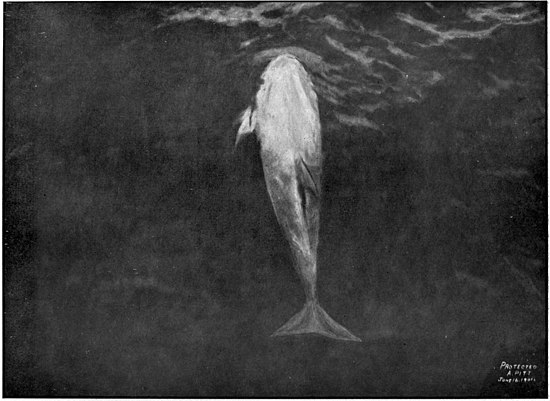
(271, 301, 361, 342)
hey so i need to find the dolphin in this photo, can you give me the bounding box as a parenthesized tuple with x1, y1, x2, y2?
(236, 54, 361, 342)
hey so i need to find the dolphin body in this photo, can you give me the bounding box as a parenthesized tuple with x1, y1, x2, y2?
(236, 54, 360, 341)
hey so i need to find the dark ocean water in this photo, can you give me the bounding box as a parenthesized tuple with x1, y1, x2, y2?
(4, 2, 547, 397)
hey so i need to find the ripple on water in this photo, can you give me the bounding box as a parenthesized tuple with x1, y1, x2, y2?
(162, 2, 544, 129)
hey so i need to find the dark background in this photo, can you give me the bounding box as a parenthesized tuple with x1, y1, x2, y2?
(4, 2, 547, 397)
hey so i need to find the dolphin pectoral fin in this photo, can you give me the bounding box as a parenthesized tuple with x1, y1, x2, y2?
(296, 156, 321, 199)
(296, 156, 321, 253)
(271, 301, 361, 342)
(235, 106, 256, 147)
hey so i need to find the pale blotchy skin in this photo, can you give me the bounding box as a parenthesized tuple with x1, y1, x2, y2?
(254, 54, 322, 302)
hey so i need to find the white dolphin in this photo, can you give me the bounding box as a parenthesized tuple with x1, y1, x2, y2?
(236, 54, 360, 341)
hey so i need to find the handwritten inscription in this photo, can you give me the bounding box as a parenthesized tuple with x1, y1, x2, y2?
(498, 361, 538, 383)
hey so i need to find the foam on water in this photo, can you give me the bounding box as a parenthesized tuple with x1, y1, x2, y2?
(396, 13, 501, 47)
(335, 113, 381, 132)
(466, 2, 543, 24)
(165, 2, 322, 28)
